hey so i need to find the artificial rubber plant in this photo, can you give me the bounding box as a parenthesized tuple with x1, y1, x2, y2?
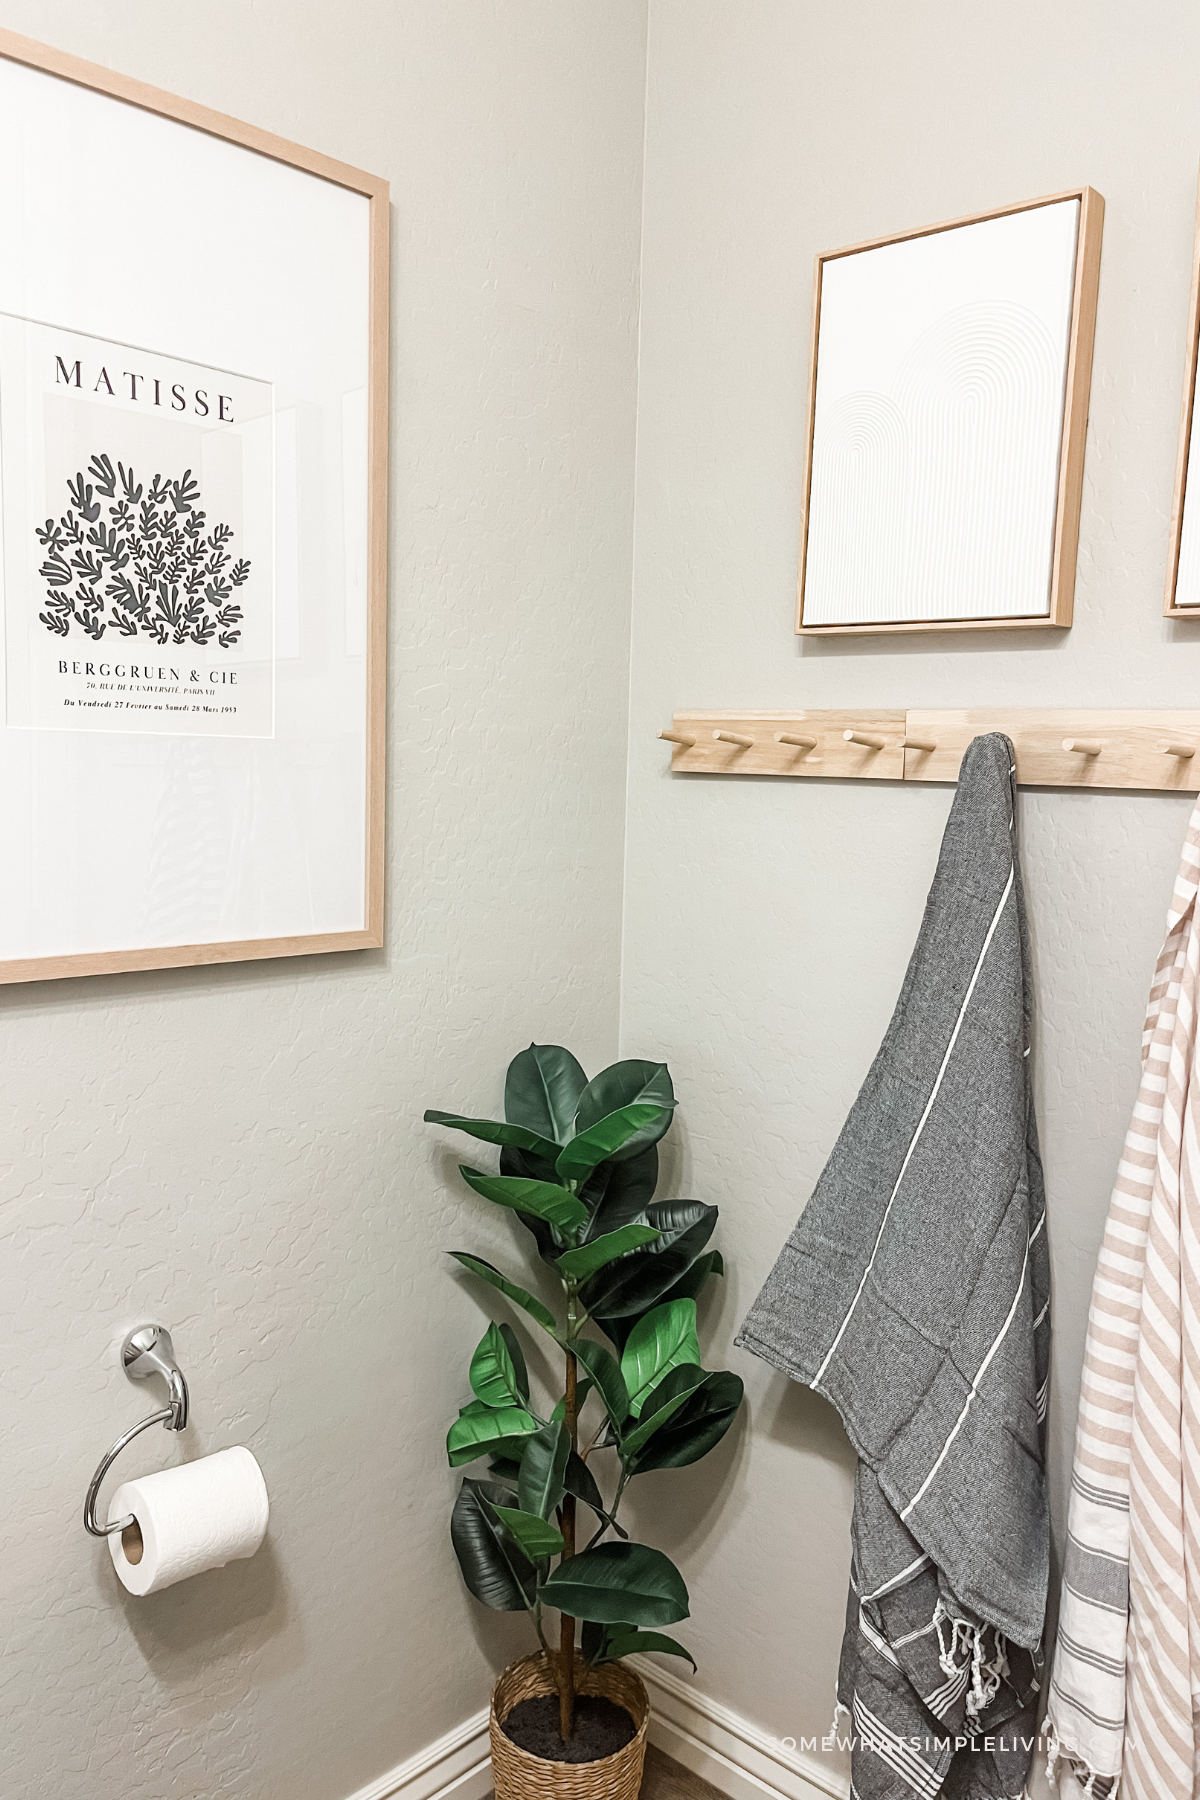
(425, 1044, 744, 1742)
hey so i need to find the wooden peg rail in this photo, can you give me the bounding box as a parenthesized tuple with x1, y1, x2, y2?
(658, 711, 1200, 793)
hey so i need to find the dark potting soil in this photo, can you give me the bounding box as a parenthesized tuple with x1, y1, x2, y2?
(501, 1694, 637, 1764)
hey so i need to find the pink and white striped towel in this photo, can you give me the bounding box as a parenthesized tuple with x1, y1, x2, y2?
(1047, 797, 1200, 1798)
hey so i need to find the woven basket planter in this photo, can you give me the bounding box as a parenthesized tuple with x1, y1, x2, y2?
(490, 1652, 650, 1800)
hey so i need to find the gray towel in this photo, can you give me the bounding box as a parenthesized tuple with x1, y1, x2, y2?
(736, 734, 1050, 1800)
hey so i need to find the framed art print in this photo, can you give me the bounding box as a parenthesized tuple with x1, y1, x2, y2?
(0, 29, 387, 982)
(1165, 167, 1200, 617)
(797, 188, 1104, 636)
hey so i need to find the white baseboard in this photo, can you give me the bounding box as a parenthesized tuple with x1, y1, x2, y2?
(342, 1706, 492, 1800)
(342, 1664, 849, 1800)
(629, 1657, 850, 1800)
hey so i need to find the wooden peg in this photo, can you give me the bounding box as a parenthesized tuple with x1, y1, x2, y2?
(843, 730, 885, 750)
(774, 732, 817, 750)
(901, 736, 937, 753)
(713, 729, 754, 748)
(658, 729, 696, 748)
(1161, 741, 1197, 759)
(1062, 738, 1103, 757)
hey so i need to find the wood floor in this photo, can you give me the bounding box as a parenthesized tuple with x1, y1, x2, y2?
(487, 1747, 730, 1800)
(640, 1745, 730, 1800)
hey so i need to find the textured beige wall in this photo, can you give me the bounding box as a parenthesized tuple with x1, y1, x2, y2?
(9, 4, 1200, 1796)
(620, 0, 1200, 1786)
(0, 5, 647, 1798)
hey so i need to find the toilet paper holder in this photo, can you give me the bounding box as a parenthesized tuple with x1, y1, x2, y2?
(83, 1324, 190, 1538)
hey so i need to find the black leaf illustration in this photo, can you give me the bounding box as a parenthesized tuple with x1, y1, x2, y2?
(39, 553, 72, 588)
(170, 470, 200, 514)
(87, 453, 116, 498)
(36, 454, 251, 646)
(66, 474, 101, 524)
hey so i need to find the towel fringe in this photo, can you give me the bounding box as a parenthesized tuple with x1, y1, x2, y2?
(932, 1600, 1010, 1719)
(1044, 1715, 1120, 1799)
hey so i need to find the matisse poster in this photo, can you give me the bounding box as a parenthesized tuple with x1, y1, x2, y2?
(0, 315, 275, 736)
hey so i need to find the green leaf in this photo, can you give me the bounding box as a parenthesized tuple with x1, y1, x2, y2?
(556, 1224, 661, 1281)
(562, 1449, 605, 1517)
(550, 1378, 593, 1424)
(505, 1044, 588, 1144)
(621, 1299, 701, 1416)
(447, 1252, 558, 1334)
(425, 1110, 561, 1164)
(501, 1150, 568, 1265)
(574, 1338, 630, 1427)
(654, 1250, 724, 1311)
(583, 1202, 717, 1335)
(491, 1505, 565, 1562)
(556, 1105, 673, 1186)
(459, 1167, 589, 1236)
(451, 1478, 537, 1611)
(599, 1630, 696, 1672)
(628, 1370, 745, 1474)
(642, 1362, 706, 1417)
(487, 1456, 522, 1489)
(500, 1140, 560, 1187)
(518, 1420, 570, 1519)
(447, 1405, 540, 1467)
(539, 1542, 689, 1627)
(617, 1387, 696, 1459)
(469, 1323, 525, 1410)
(584, 1146, 660, 1239)
(499, 1324, 529, 1404)
(575, 1059, 675, 1132)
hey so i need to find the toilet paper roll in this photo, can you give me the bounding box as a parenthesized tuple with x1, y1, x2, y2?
(107, 1446, 269, 1596)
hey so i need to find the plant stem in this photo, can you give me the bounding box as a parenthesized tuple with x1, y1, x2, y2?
(584, 1465, 630, 1550)
(580, 1417, 609, 1459)
(558, 1285, 580, 1741)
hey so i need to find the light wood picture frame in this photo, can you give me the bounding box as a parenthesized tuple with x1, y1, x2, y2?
(797, 187, 1104, 637)
(1164, 166, 1200, 617)
(0, 28, 388, 983)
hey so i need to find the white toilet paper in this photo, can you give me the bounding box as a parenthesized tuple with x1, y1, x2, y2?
(106, 1445, 269, 1596)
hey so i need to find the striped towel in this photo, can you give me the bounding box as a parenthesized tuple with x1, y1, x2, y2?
(1046, 797, 1200, 1800)
(738, 734, 1050, 1800)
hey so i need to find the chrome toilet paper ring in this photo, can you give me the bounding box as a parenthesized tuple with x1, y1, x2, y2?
(83, 1325, 189, 1539)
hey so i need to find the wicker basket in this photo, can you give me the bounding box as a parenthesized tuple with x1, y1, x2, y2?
(489, 1652, 649, 1800)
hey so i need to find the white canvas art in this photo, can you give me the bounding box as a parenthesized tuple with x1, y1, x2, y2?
(801, 199, 1082, 629)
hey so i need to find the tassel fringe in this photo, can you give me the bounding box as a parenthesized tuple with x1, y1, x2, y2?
(932, 1600, 1011, 1719)
(1043, 1715, 1120, 1799)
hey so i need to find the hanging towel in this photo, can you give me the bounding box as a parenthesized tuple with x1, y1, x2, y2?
(1045, 797, 1200, 1800)
(736, 733, 1051, 1800)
